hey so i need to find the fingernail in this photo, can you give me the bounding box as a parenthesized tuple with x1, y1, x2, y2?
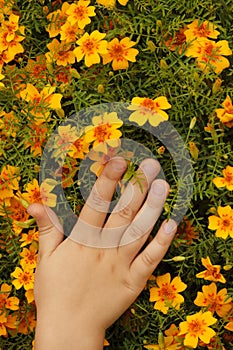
(164, 219, 177, 234)
(153, 182, 166, 195)
(141, 160, 158, 177)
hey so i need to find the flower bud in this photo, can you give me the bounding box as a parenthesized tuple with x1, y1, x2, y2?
(97, 84, 105, 94)
(147, 40, 156, 52)
(189, 117, 197, 130)
(223, 264, 232, 271)
(172, 256, 186, 262)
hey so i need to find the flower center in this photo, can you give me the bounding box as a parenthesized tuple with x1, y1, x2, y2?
(112, 44, 124, 58)
(188, 319, 203, 333)
(141, 98, 155, 110)
(84, 39, 95, 52)
(94, 124, 111, 142)
(74, 6, 87, 20)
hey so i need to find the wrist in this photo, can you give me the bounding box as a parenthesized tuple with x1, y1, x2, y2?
(35, 312, 105, 350)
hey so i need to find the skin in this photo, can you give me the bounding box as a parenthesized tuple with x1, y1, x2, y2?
(28, 157, 177, 350)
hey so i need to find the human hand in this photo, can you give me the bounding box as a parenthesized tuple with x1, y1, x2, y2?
(28, 157, 177, 350)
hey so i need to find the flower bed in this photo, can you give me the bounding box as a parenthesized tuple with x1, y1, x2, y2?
(0, 0, 233, 349)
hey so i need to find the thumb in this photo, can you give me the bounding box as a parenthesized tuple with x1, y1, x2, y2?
(27, 203, 64, 257)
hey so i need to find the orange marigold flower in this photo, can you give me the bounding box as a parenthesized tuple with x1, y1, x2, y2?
(46, 2, 70, 38)
(52, 124, 79, 159)
(149, 273, 187, 314)
(213, 165, 233, 191)
(215, 95, 233, 128)
(46, 38, 76, 66)
(196, 256, 226, 283)
(73, 30, 108, 67)
(66, 1, 96, 28)
(24, 122, 48, 156)
(26, 55, 47, 80)
(0, 283, 19, 311)
(22, 178, 57, 208)
(20, 83, 62, 124)
(208, 205, 233, 239)
(85, 112, 123, 153)
(185, 38, 232, 74)
(184, 20, 220, 41)
(11, 266, 34, 291)
(128, 96, 171, 127)
(179, 311, 217, 348)
(0, 164, 20, 200)
(164, 27, 187, 54)
(102, 37, 139, 70)
(0, 110, 20, 138)
(175, 217, 199, 245)
(194, 282, 232, 317)
(0, 312, 8, 336)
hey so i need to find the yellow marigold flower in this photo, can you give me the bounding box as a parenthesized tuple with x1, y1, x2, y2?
(97, 0, 129, 9)
(88, 146, 120, 177)
(185, 38, 232, 74)
(46, 38, 76, 66)
(0, 312, 8, 336)
(144, 335, 178, 350)
(46, 2, 70, 38)
(73, 30, 108, 67)
(25, 289, 35, 304)
(20, 83, 62, 124)
(184, 20, 220, 41)
(0, 283, 19, 311)
(53, 124, 79, 159)
(0, 110, 20, 138)
(85, 112, 123, 153)
(66, 1, 96, 28)
(11, 266, 34, 291)
(0, 165, 20, 200)
(0, 73, 5, 88)
(1, 13, 22, 42)
(102, 37, 139, 70)
(194, 282, 232, 317)
(60, 21, 83, 43)
(20, 228, 38, 247)
(213, 165, 233, 190)
(149, 272, 187, 314)
(196, 256, 226, 283)
(22, 178, 57, 208)
(24, 122, 48, 156)
(20, 245, 38, 270)
(215, 95, 233, 128)
(179, 311, 217, 348)
(128, 96, 171, 127)
(68, 134, 90, 159)
(208, 205, 233, 239)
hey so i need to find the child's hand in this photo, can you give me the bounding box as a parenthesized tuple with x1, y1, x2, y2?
(28, 157, 177, 350)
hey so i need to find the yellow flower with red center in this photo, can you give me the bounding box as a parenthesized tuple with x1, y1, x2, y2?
(66, 1, 96, 28)
(208, 205, 233, 239)
(46, 38, 76, 66)
(20, 228, 38, 248)
(22, 178, 57, 207)
(0, 14, 25, 63)
(73, 30, 108, 67)
(85, 112, 123, 153)
(179, 311, 217, 348)
(194, 282, 232, 317)
(128, 96, 171, 127)
(0, 283, 19, 311)
(196, 257, 226, 283)
(20, 83, 62, 124)
(102, 37, 139, 70)
(149, 273, 187, 314)
(26, 55, 47, 80)
(88, 146, 120, 177)
(20, 245, 38, 270)
(164, 27, 187, 54)
(97, 0, 129, 8)
(213, 165, 233, 190)
(0, 165, 20, 200)
(175, 217, 199, 245)
(185, 38, 232, 73)
(11, 266, 34, 291)
(60, 21, 83, 43)
(46, 2, 70, 38)
(68, 134, 90, 159)
(184, 20, 220, 41)
(215, 95, 233, 128)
